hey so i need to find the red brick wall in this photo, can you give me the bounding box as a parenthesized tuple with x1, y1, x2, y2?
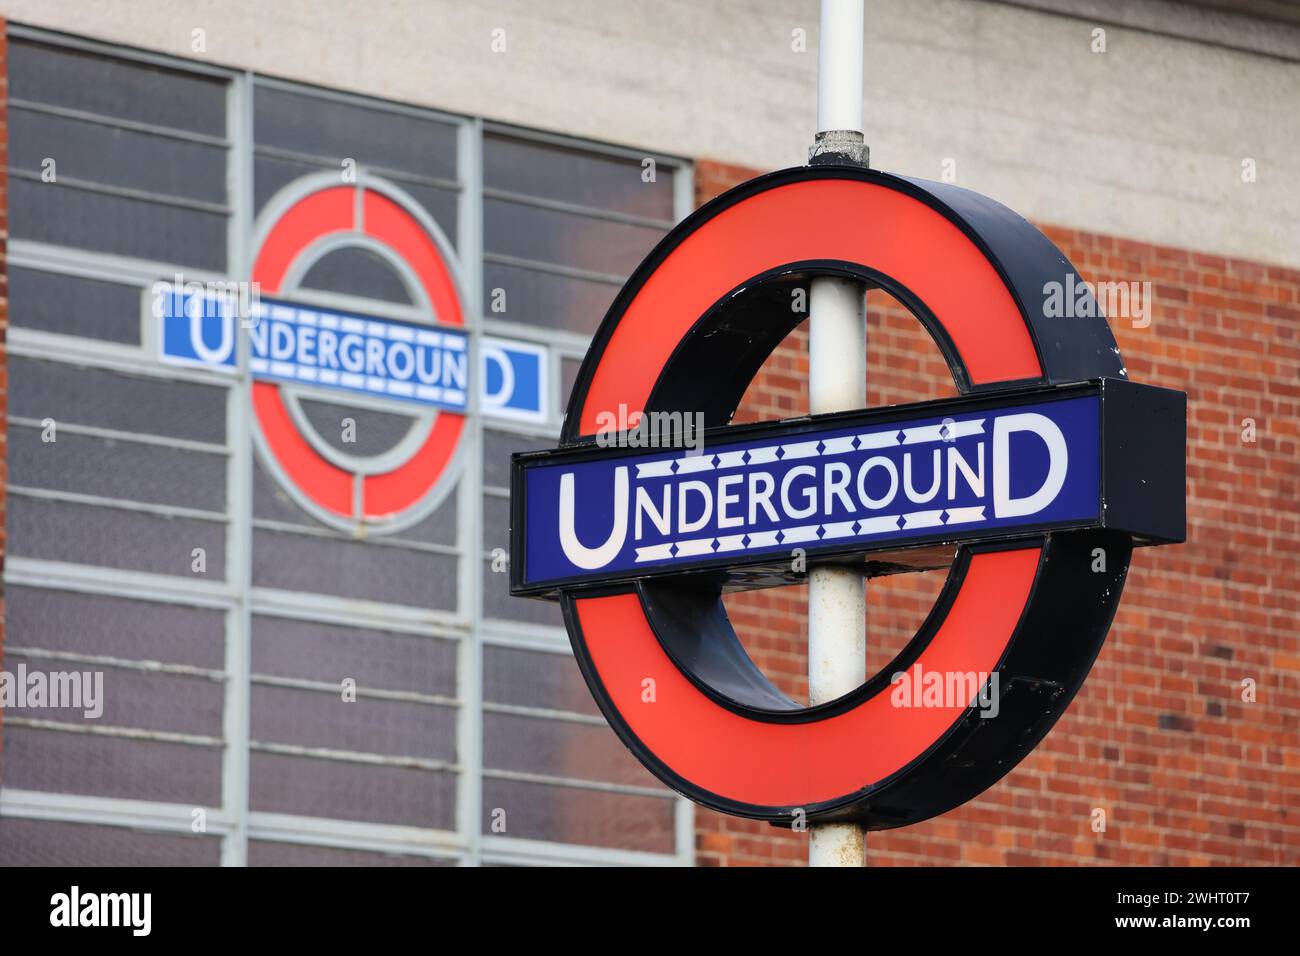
(693, 160, 1300, 867)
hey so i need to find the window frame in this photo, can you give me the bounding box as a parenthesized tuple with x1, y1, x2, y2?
(0, 23, 695, 868)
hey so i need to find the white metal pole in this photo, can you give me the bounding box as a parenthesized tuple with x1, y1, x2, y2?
(807, 0, 867, 869)
(816, 0, 865, 133)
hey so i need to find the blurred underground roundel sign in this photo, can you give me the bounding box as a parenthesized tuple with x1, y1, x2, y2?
(156, 174, 546, 532)
(511, 166, 1186, 829)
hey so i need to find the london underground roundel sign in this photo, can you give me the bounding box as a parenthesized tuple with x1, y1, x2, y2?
(249, 174, 468, 532)
(511, 166, 1185, 828)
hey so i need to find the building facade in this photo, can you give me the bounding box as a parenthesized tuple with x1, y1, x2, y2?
(0, 1, 1296, 866)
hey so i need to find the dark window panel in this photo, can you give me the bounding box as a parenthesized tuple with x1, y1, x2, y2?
(4, 653, 224, 737)
(247, 840, 451, 867)
(252, 457, 330, 530)
(10, 179, 227, 272)
(9, 497, 227, 580)
(253, 86, 458, 182)
(482, 260, 618, 337)
(251, 685, 455, 762)
(483, 711, 655, 788)
(1, 727, 222, 806)
(483, 645, 601, 718)
(249, 752, 455, 829)
(252, 528, 457, 610)
(297, 398, 419, 457)
(6, 586, 226, 670)
(561, 357, 583, 413)
(8, 267, 143, 344)
(11, 108, 227, 204)
(251, 615, 456, 697)
(482, 560, 563, 627)
(484, 196, 664, 278)
(484, 134, 675, 222)
(10, 425, 227, 512)
(0, 818, 221, 867)
(253, 152, 331, 211)
(9, 40, 227, 137)
(481, 777, 675, 854)
(298, 246, 414, 304)
(483, 428, 552, 489)
(482, 493, 510, 553)
(388, 492, 458, 547)
(9, 357, 227, 444)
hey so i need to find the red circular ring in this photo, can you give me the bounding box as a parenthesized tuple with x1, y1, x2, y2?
(569, 176, 1045, 809)
(250, 185, 465, 520)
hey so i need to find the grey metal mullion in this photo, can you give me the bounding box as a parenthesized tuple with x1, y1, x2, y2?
(6, 716, 224, 748)
(2, 251, 147, 288)
(4, 646, 228, 682)
(481, 701, 607, 728)
(5, 557, 240, 609)
(248, 673, 460, 709)
(6, 417, 231, 455)
(249, 587, 471, 637)
(482, 186, 675, 231)
(548, 339, 568, 431)
(247, 741, 459, 774)
(9, 168, 232, 215)
(481, 118, 690, 170)
(7, 24, 239, 80)
(480, 836, 684, 868)
(479, 768, 677, 801)
(265, 286, 432, 328)
(478, 620, 572, 655)
(7, 239, 236, 289)
(1, 789, 238, 838)
(6, 332, 239, 389)
(253, 143, 462, 194)
(244, 813, 464, 861)
(252, 73, 470, 128)
(482, 251, 626, 287)
(8, 98, 232, 147)
(249, 518, 461, 558)
(6, 486, 230, 524)
(457, 115, 487, 868)
(479, 316, 593, 355)
(219, 68, 256, 869)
